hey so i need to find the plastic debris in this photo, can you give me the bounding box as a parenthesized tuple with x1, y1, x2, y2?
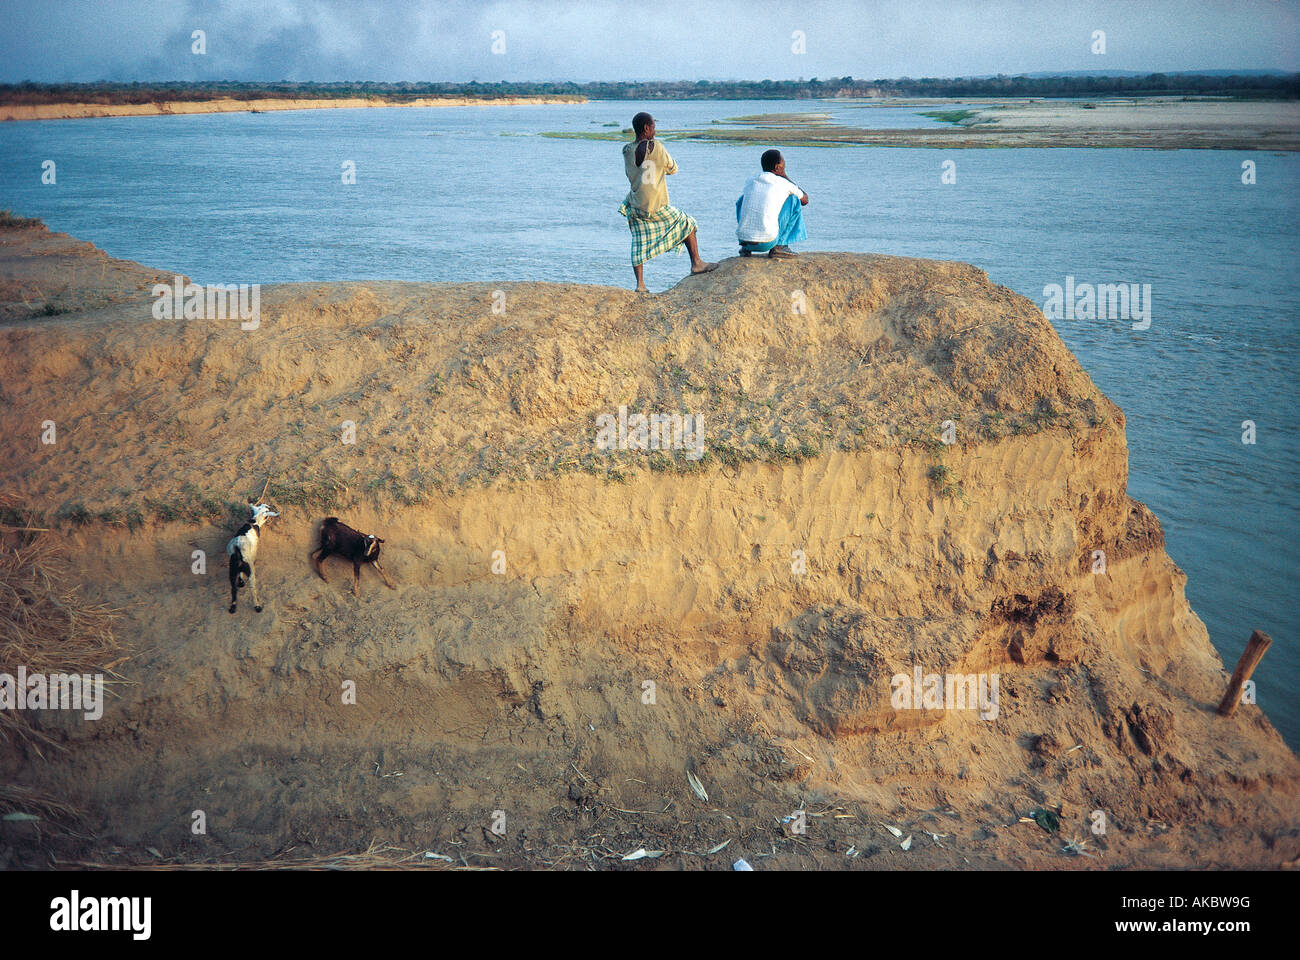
(900, 835, 913, 851)
(879, 822, 903, 838)
(707, 839, 731, 855)
(1030, 808, 1060, 833)
(686, 770, 709, 802)
(1062, 837, 1099, 859)
(733, 858, 753, 871)
(622, 848, 665, 861)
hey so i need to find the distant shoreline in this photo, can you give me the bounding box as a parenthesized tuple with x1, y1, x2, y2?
(545, 98, 1300, 151)
(0, 95, 586, 122)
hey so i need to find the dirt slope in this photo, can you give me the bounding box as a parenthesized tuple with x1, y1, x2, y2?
(0, 223, 1295, 870)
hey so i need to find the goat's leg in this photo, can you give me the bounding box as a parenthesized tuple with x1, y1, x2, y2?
(372, 559, 396, 590)
(228, 556, 240, 614)
(352, 560, 361, 598)
(312, 547, 331, 583)
(251, 565, 263, 612)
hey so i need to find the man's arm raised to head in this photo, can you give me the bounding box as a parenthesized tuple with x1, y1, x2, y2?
(781, 171, 809, 204)
(659, 142, 679, 175)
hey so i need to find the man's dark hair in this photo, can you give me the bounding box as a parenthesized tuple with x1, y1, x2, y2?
(632, 112, 654, 136)
(761, 149, 783, 172)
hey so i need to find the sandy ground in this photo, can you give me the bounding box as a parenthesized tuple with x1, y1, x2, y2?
(955, 97, 1300, 132)
(0, 95, 585, 122)
(670, 98, 1300, 150)
(0, 222, 1296, 870)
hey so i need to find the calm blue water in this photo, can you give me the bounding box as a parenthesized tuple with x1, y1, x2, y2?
(1, 100, 1296, 747)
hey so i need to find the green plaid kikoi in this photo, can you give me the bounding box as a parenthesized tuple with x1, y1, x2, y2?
(619, 201, 698, 266)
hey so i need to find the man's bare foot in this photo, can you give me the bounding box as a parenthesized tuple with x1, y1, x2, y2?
(739, 247, 753, 257)
(635, 284, 650, 294)
(690, 261, 718, 274)
(768, 246, 796, 260)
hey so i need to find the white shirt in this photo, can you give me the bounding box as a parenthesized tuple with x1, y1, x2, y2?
(737, 172, 805, 243)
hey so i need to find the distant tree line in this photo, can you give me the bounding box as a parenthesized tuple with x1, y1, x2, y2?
(2, 74, 1297, 104)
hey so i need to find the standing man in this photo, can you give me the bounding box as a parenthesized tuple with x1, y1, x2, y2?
(619, 112, 716, 293)
(736, 149, 809, 259)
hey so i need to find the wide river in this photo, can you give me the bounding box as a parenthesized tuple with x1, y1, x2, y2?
(1, 99, 1296, 746)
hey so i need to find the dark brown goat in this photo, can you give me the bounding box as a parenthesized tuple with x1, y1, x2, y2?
(311, 517, 395, 597)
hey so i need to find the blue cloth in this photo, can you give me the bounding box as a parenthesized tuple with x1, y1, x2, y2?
(736, 193, 807, 252)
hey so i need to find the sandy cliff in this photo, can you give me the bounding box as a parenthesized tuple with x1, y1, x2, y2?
(0, 223, 1295, 869)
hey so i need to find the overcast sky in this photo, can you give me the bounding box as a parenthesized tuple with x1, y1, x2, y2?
(1, 0, 1296, 83)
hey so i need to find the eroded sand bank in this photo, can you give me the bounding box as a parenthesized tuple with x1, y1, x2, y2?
(0, 223, 1295, 869)
(0, 94, 586, 122)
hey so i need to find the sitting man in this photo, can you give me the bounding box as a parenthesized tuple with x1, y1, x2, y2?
(736, 149, 809, 259)
(619, 111, 716, 293)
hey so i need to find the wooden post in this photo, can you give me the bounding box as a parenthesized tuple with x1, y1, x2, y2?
(1217, 630, 1272, 717)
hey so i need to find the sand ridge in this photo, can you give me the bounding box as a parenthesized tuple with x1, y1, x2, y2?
(0, 95, 585, 122)
(0, 223, 1295, 870)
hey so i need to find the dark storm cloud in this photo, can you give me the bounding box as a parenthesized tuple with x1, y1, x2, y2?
(0, 0, 1295, 83)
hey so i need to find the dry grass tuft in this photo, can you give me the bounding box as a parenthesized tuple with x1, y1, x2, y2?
(0, 501, 126, 753)
(57, 840, 499, 871)
(0, 782, 85, 826)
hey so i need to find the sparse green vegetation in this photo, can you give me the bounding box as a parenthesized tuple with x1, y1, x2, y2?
(54, 502, 91, 526)
(0, 210, 44, 229)
(268, 475, 352, 511)
(709, 440, 743, 469)
(927, 463, 965, 501)
(919, 109, 979, 125)
(718, 112, 833, 126)
(538, 130, 632, 142)
(774, 437, 821, 463)
(539, 117, 866, 148)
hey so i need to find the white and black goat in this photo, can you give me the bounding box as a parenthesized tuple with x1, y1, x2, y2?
(227, 502, 278, 614)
